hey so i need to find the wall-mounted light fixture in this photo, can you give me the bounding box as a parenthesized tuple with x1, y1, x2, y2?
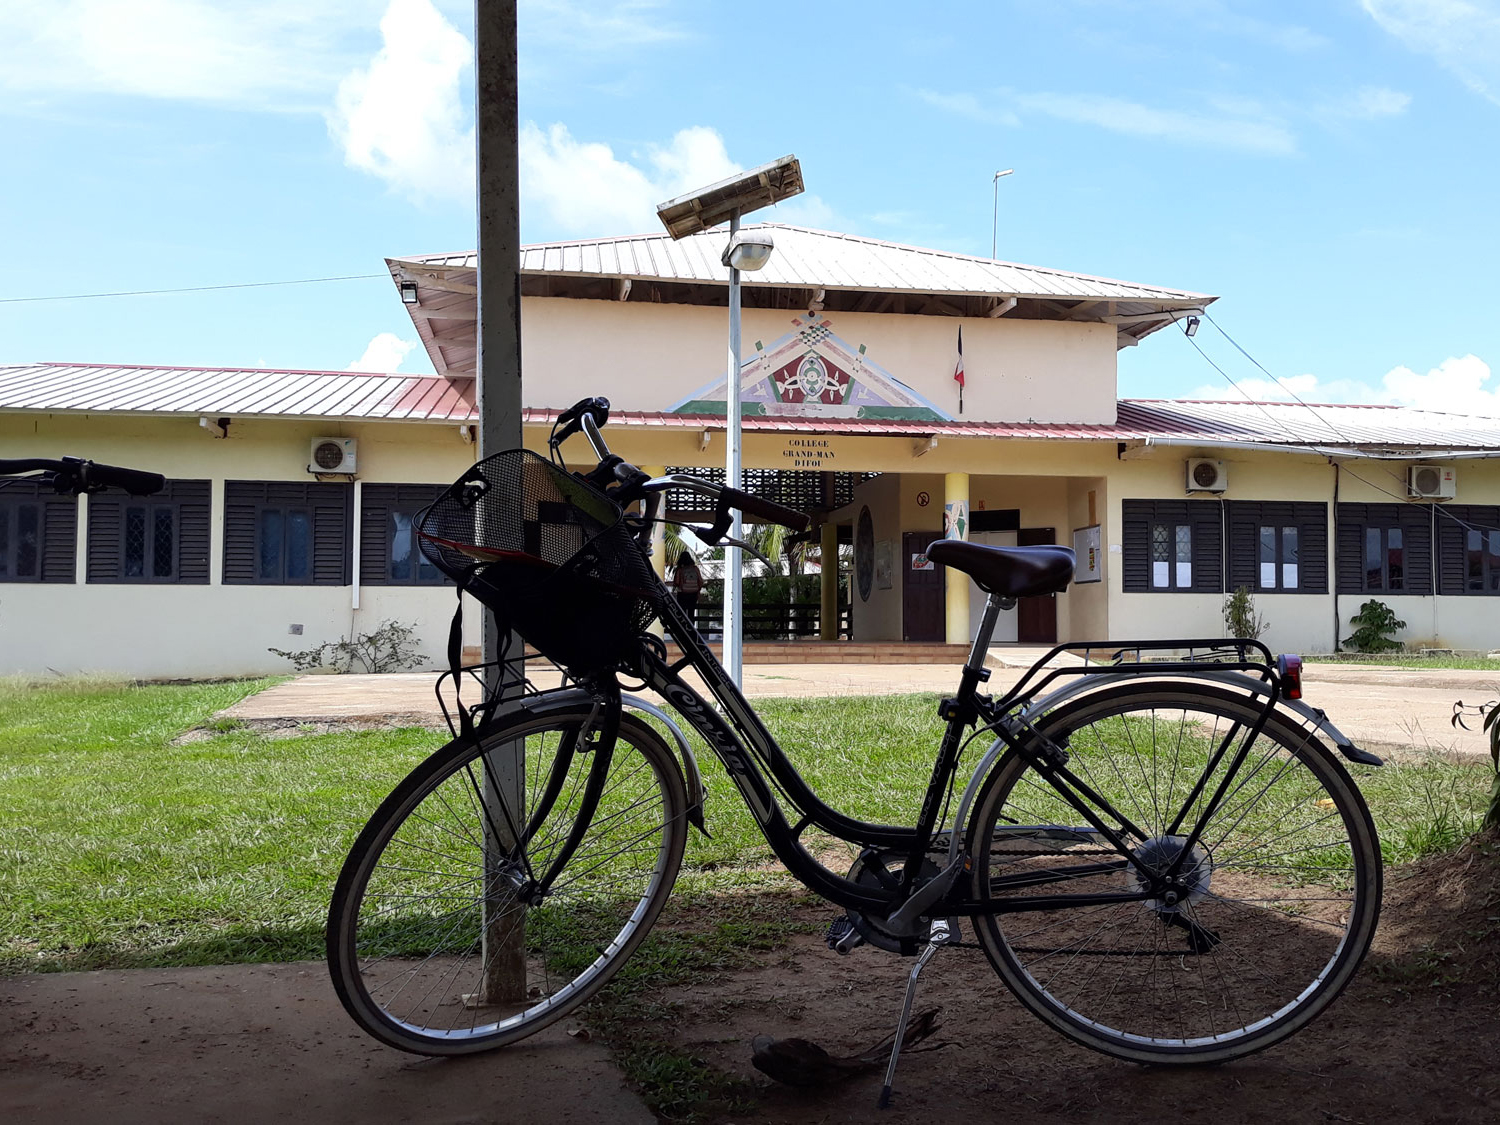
(400, 280, 419, 305)
(1183, 315, 1201, 338)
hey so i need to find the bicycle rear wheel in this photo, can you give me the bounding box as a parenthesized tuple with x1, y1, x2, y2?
(327, 709, 687, 1055)
(967, 682, 1380, 1064)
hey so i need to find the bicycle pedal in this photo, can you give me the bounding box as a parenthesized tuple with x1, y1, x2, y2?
(824, 915, 865, 955)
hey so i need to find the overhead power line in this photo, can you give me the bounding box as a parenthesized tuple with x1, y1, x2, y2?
(0, 273, 387, 305)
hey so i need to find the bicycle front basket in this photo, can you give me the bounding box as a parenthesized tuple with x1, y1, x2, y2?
(417, 449, 661, 673)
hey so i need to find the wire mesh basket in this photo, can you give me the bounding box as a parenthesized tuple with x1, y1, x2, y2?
(418, 449, 661, 673)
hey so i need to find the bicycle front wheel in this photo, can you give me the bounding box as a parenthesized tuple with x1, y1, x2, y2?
(328, 709, 688, 1055)
(968, 682, 1380, 1064)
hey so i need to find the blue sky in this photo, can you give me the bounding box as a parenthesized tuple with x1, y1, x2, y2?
(2, 0, 1499, 412)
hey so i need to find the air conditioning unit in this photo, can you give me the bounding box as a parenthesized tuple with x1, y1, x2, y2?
(1408, 464, 1455, 500)
(310, 437, 357, 474)
(1186, 458, 1227, 493)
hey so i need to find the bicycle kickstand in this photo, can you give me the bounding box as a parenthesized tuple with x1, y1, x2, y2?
(877, 918, 952, 1110)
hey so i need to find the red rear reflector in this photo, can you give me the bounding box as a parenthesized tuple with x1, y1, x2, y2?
(1277, 654, 1303, 700)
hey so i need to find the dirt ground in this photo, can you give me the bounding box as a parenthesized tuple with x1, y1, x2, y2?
(632, 835, 1499, 1125)
(3, 834, 1498, 1124)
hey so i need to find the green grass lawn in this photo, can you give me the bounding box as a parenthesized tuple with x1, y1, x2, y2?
(0, 678, 1491, 974)
(1306, 653, 1500, 671)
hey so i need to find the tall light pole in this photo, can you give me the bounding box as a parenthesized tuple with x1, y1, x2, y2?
(657, 156, 804, 684)
(991, 168, 1013, 259)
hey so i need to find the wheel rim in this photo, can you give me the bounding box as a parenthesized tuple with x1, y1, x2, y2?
(341, 720, 680, 1046)
(974, 688, 1377, 1056)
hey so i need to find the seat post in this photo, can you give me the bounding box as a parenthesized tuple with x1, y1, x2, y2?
(965, 593, 1002, 672)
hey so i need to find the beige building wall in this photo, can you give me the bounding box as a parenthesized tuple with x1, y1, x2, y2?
(8, 404, 1500, 675)
(520, 297, 1120, 424)
(0, 413, 484, 678)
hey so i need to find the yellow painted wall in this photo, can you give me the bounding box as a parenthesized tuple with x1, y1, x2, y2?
(520, 297, 1120, 424)
(10, 403, 1500, 672)
(0, 413, 486, 677)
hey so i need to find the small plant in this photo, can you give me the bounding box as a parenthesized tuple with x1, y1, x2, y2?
(1450, 699, 1500, 830)
(1221, 586, 1268, 640)
(1343, 599, 1406, 654)
(269, 619, 425, 674)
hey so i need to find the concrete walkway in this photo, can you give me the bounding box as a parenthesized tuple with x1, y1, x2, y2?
(221, 658, 1499, 758)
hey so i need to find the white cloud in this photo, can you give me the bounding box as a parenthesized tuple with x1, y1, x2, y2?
(1188, 354, 1500, 417)
(520, 0, 687, 51)
(519, 122, 738, 237)
(348, 332, 418, 372)
(1363, 0, 1500, 105)
(1016, 91, 1296, 155)
(0, 1, 379, 108)
(911, 88, 1019, 126)
(330, 0, 475, 205)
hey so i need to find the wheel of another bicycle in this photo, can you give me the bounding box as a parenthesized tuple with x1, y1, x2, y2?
(967, 682, 1381, 1064)
(327, 709, 688, 1055)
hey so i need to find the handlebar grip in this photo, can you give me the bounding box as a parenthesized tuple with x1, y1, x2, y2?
(83, 461, 166, 496)
(720, 487, 810, 532)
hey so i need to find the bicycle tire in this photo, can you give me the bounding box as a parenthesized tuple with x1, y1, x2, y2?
(327, 709, 688, 1055)
(967, 681, 1381, 1064)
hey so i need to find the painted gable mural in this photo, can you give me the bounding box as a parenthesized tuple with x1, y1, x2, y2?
(668, 315, 951, 422)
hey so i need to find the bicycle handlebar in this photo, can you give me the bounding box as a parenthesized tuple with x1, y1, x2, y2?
(560, 402, 811, 533)
(0, 456, 166, 497)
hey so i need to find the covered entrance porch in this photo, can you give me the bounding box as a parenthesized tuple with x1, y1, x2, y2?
(558, 412, 1114, 651)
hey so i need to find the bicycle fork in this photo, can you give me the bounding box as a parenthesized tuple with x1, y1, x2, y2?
(877, 918, 954, 1110)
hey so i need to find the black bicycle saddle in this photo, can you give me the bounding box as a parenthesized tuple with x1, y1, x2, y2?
(925, 540, 1075, 598)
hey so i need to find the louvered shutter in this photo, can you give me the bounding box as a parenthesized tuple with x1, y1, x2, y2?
(87, 493, 123, 582)
(360, 484, 394, 584)
(175, 481, 211, 583)
(223, 481, 263, 584)
(1121, 500, 1151, 592)
(311, 483, 351, 585)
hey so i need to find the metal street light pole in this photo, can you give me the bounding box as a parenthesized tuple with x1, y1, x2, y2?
(991, 169, 1014, 259)
(656, 156, 804, 686)
(724, 211, 745, 686)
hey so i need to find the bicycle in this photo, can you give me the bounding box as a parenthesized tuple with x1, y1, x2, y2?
(324, 398, 1383, 1103)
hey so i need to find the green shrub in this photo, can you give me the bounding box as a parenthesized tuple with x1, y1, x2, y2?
(1343, 599, 1406, 654)
(1221, 586, 1268, 640)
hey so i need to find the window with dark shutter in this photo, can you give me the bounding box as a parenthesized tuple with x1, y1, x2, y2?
(0, 482, 77, 583)
(359, 483, 448, 586)
(223, 481, 351, 585)
(87, 479, 210, 584)
(1121, 499, 1223, 593)
(1226, 501, 1327, 594)
(1336, 503, 1432, 595)
(1429, 505, 1500, 596)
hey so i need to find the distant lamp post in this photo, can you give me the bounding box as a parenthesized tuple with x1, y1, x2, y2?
(991, 169, 1014, 259)
(656, 156, 805, 686)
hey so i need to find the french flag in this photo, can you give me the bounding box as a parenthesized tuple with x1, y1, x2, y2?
(954, 326, 965, 413)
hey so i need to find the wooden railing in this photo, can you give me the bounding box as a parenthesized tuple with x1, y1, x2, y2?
(687, 600, 852, 640)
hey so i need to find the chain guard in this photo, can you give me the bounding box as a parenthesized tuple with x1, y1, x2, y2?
(843, 849, 940, 954)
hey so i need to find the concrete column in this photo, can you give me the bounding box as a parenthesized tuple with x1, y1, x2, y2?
(944, 472, 970, 644)
(819, 522, 839, 641)
(643, 465, 667, 639)
(642, 465, 668, 577)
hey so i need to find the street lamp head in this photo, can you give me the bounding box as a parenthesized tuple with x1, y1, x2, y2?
(656, 155, 804, 239)
(722, 229, 775, 272)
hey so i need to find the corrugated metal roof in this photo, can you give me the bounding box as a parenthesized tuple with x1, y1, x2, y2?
(0, 363, 476, 422)
(4, 363, 1498, 450)
(394, 223, 1213, 304)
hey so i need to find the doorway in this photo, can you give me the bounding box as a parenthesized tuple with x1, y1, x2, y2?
(1017, 527, 1058, 644)
(901, 531, 943, 642)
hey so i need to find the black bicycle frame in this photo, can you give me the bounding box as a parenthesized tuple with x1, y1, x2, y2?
(632, 577, 1287, 921)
